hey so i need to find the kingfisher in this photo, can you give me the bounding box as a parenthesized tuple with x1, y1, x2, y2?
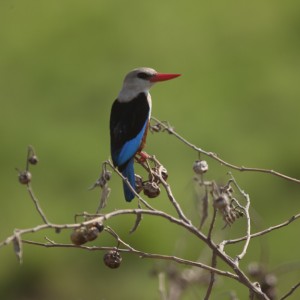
(109, 67, 181, 201)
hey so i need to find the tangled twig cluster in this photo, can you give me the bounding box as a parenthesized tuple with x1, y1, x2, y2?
(1, 117, 300, 300)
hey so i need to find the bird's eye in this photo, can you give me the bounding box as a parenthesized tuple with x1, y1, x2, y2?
(137, 72, 152, 80)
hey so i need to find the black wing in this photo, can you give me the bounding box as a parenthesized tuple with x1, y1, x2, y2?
(110, 92, 150, 165)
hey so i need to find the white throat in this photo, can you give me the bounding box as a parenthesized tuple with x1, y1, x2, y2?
(118, 88, 150, 103)
(117, 90, 152, 117)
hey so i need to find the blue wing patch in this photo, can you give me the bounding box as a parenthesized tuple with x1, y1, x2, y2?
(121, 158, 136, 201)
(112, 120, 148, 166)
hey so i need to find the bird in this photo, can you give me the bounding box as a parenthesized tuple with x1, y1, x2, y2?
(109, 67, 181, 201)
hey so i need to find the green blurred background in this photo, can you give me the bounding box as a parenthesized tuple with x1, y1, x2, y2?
(1, 0, 300, 299)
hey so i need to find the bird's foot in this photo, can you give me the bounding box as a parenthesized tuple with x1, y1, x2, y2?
(135, 151, 150, 163)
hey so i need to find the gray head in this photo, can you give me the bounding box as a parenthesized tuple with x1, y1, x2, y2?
(118, 67, 180, 102)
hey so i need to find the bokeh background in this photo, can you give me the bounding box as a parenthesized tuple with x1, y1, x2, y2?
(1, 0, 300, 299)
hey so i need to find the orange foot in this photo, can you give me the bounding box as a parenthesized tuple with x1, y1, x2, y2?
(135, 151, 150, 163)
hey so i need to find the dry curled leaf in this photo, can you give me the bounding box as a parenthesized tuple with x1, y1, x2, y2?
(13, 234, 23, 264)
(129, 212, 143, 234)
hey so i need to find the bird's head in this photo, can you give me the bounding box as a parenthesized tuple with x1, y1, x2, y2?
(118, 67, 180, 102)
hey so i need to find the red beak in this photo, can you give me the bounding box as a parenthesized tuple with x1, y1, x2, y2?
(150, 73, 181, 82)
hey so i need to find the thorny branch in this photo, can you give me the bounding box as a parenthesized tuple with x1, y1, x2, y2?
(1, 117, 300, 299)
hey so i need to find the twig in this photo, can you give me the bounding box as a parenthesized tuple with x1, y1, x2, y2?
(280, 281, 300, 300)
(204, 251, 217, 300)
(17, 146, 49, 224)
(151, 117, 300, 184)
(207, 208, 217, 241)
(27, 183, 49, 224)
(222, 213, 300, 245)
(21, 239, 238, 280)
(199, 185, 209, 229)
(151, 156, 191, 225)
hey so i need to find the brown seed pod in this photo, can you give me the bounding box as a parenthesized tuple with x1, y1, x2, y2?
(143, 181, 160, 198)
(85, 222, 103, 241)
(103, 250, 122, 269)
(91, 222, 104, 233)
(70, 227, 88, 245)
(86, 226, 100, 242)
(135, 174, 143, 194)
(28, 155, 39, 165)
(193, 160, 208, 174)
(18, 170, 32, 184)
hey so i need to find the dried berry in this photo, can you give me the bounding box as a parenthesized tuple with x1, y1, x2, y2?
(92, 222, 104, 233)
(86, 222, 103, 241)
(143, 181, 160, 198)
(97, 176, 107, 188)
(18, 170, 32, 184)
(71, 223, 104, 245)
(103, 250, 122, 269)
(193, 160, 208, 174)
(86, 226, 100, 242)
(160, 167, 168, 181)
(28, 155, 39, 165)
(104, 170, 112, 181)
(135, 174, 143, 194)
(70, 227, 88, 245)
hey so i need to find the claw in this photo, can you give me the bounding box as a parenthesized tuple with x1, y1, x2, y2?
(135, 151, 150, 163)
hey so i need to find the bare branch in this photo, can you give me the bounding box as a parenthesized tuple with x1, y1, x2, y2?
(16, 146, 49, 224)
(27, 183, 50, 224)
(207, 207, 217, 241)
(151, 156, 191, 224)
(280, 281, 300, 300)
(222, 213, 300, 245)
(151, 117, 300, 184)
(21, 239, 238, 280)
(1, 206, 270, 299)
(204, 251, 217, 300)
(8, 112, 300, 300)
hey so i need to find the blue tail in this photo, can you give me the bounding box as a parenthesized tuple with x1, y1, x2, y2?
(121, 158, 136, 202)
